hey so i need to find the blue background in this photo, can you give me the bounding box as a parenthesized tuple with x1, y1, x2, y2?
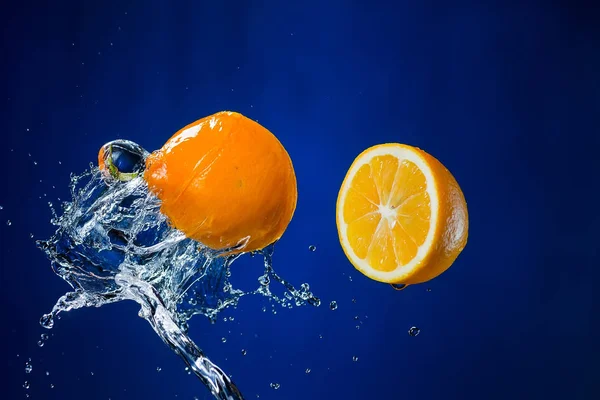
(1, 0, 599, 399)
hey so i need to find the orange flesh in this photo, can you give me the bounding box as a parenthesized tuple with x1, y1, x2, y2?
(342, 155, 431, 272)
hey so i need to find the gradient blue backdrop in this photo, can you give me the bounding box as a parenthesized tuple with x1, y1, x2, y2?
(1, 1, 599, 399)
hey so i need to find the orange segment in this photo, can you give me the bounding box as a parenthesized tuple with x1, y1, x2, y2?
(347, 213, 381, 259)
(336, 143, 468, 285)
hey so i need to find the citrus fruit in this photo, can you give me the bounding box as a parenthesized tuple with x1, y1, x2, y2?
(144, 111, 297, 254)
(336, 143, 468, 286)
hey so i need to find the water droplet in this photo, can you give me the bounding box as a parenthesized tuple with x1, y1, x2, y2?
(41, 333, 49, 340)
(50, 384, 54, 389)
(352, 298, 357, 303)
(241, 349, 247, 356)
(308, 297, 321, 307)
(156, 367, 161, 372)
(408, 326, 420, 337)
(270, 383, 280, 390)
(329, 301, 338, 310)
(90, 371, 94, 376)
(348, 275, 353, 281)
(319, 334, 323, 339)
(0, 205, 3, 210)
(6, 220, 11, 226)
(23, 381, 30, 389)
(308, 245, 316, 252)
(305, 368, 311, 374)
(25, 362, 32, 373)
(29, 233, 34, 239)
(356, 325, 360, 329)
(258, 275, 270, 286)
(46, 371, 50, 376)
(188, 298, 197, 306)
(33, 161, 37, 165)
(37, 340, 44, 347)
(40, 313, 54, 329)
(229, 316, 234, 321)
(352, 356, 359, 362)
(426, 288, 432, 292)
(221, 337, 227, 343)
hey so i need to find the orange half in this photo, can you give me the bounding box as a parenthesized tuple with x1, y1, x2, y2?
(336, 143, 468, 285)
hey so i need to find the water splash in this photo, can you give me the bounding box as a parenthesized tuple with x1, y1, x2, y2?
(37, 166, 320, 399)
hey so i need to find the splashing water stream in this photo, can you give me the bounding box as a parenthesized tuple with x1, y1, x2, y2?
(37, 166, 320, 399)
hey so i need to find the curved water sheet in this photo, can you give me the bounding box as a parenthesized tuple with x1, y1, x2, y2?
(37, 166, 321, 400)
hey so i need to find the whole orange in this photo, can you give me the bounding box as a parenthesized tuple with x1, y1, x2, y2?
(144, 111, 297, 254)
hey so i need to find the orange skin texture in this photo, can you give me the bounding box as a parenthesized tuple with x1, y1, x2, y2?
(144, 111, 297, 254)
(98, 146, 107, 172)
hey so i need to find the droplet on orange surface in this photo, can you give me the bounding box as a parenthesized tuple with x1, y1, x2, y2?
(144, 111, 297, 254)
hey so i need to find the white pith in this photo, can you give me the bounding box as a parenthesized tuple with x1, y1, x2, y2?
(337, 145, 439, 283)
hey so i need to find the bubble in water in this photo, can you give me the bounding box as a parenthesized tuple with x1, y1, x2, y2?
(25, 362, 32, 373)
(308, 245, 316, 252)
(41, 333, 49, 340)
(221, 337, 227, 343)
(426, 288, 432, 292)
(408, 326, 420, 337)
(156, 367, 161, 372)
(29, 233, 34, 239)
(270, 383, 280, 390)
(329, 301, 338, 310)
(0, 205, 3, 210)
(241, 349, 247, 356)
(305, 368, 311, 374)
(50, 384, 54, 388)
(37, 340, 44, 347)
(6, 220, 11, 226)
(352, 356, 358, 362)
(46, 371, 50, 376)
(23, 381, 30, 389)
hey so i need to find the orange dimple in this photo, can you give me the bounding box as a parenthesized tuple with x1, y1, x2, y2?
(144, 111, 297, 254)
